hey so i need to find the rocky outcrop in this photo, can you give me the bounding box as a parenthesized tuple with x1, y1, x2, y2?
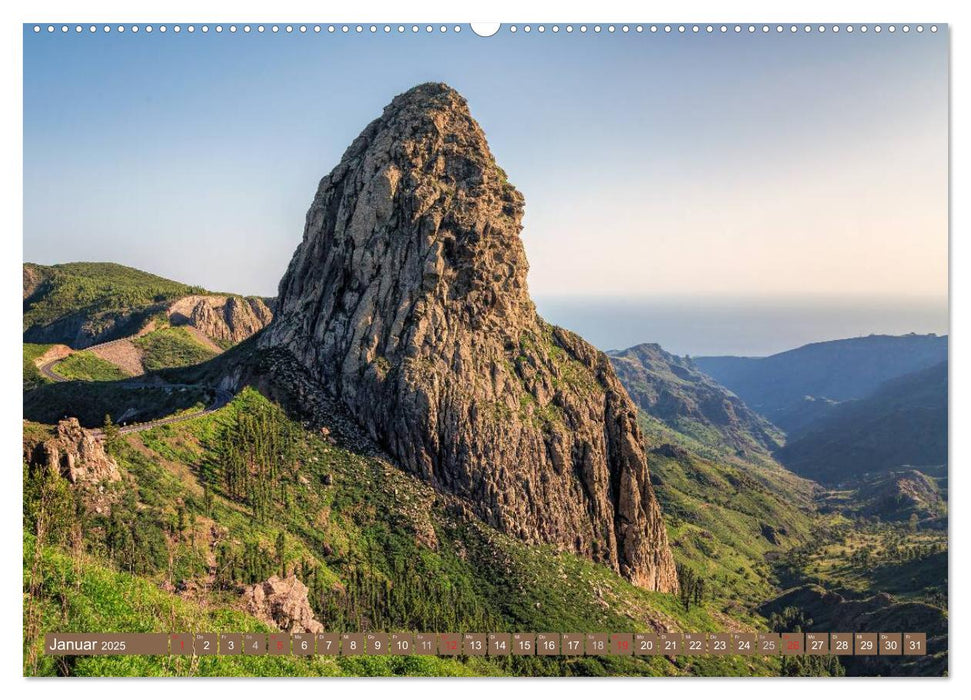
(261, 83, 677, 591)
(759, 522, 787, 545)
(240, 575, 324, 634)
(168, 295, 273, 345)
(30, 418, 121, 485)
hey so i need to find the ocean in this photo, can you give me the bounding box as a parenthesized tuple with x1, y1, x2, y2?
(533, 296, 949, 357)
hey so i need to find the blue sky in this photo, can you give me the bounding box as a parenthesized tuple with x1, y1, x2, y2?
(24, 25, 948, 309)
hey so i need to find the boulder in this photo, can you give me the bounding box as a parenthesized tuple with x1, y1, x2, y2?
(240, 575, 324, 634)
(34, 418, 121, 485)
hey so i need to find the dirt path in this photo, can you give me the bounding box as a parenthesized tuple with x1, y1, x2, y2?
(39, 358, 68, 382)
(34, 344, 73, 381)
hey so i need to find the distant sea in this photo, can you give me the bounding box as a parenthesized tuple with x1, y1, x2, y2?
(534, 296, 949, 358)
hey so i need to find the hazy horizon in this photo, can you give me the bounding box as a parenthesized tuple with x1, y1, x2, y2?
(535, 293, 948, 356)
(24, 251, 950, 356)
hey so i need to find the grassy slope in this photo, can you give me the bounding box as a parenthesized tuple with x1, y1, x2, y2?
(24, 388, 783, 677)
(23, 262, 205, 344)
(56, 351, 133, 382)
(133, 326, 219, 371)
(23, 534, 493, 677)
(638, 410, 816, 609)
(790, 527, 947, 603)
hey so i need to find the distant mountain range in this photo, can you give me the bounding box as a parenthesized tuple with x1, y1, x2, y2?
(694, 334, 947, 434)
(776, 361, 947, 484)
(693, 335, 947, 485)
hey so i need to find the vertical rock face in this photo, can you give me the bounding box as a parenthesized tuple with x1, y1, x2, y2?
(262, 83, 677, 591)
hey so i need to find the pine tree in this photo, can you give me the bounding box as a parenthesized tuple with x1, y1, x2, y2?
(202, 482, 213, 516)
(102, 414, 121, 455)
(275, 531, 287, 577)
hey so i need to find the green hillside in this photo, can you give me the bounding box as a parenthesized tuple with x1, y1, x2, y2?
(56, 351, 133, 382)
(134, 326, 220, 371)
(637, 411, 816, 608)
(24, 387, 793, 677)
(818, 466, 947, 527)
(23, 262, 206, 348)
(610, 343, 782, 461)
(23, 343, 53, 391)
(21, 330, 941, 677)
(776, 362, 947, 483)
(23, 533, 494, 677)
(767, 520, 948, 676)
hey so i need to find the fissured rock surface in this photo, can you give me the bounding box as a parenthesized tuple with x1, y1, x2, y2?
(33, 418, 121, 485)
(240, 575, 324, 634)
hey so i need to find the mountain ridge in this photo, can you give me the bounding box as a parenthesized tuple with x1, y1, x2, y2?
(775, 361, 948, 483)
(694, 333, 947, 433)
(609, 342, 782, 461)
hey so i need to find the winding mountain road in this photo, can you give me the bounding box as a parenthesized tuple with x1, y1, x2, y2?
(112, 387, 234, 435)
(39, 335, 233, 435)
(41, 336, 141, 383)
(39, 358, 69, 382)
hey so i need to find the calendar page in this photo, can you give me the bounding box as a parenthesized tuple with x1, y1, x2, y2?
(21, 19, 948, 679)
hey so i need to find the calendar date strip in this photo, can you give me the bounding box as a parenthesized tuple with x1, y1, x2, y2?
(45, 631, 926, 657)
